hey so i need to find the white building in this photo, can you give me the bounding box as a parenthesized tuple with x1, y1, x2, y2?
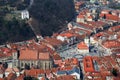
(57, 33, 76, 45)
(84, 37, 90, 47)
(76, 15, 85, 23)
(21, 10, 29, 19)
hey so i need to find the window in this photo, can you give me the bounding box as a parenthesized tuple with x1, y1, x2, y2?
(21, 62, 23, 67)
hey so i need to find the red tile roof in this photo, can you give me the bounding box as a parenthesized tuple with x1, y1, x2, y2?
(99, 13, 105, 18)
(50, 75, 76, 80)
(59, 33, 74, 38)
(19, 48, 51, 60)
(25, 69, 45, 77)
(78, 22, 94, 30)
(77, 14, 84, 18)
(94, 32, 104, 37)
(0, 54, 7, 58)
(109, 25, 120, 32)
(112, 49, 120, 53)
(0, 78, 4, 80)
(84, 55, 120, 80)
(102, 40, 120, 48)
(101, 10, 110, 14)
(7, 73, 16, 80)
(106, 14, 120, 21)
(42, 37, 64, 48)
(87, 21, 106, 29)
(77, 42, 89, 50)
(19, 48, 38, 60)
(87, 16, 93, 19)
(39, 52, 50, 60)
(64, 58, 79, 66)
(5, 68, 19, 73)
(71, 28, 92, 35)
(60, 66, 73, 71)
(83, 56, 94, 72)
(52, 53, 62, 60)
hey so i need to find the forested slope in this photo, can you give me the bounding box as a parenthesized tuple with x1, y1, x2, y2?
(29, 0, 75, 36)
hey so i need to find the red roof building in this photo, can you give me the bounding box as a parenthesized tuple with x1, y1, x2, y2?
(83, 56, 94, 73)
(84, 55, 120, 80)
(50, 75, 76, 80)
(19, 48, 38, 60)
(106, 14, 120, 22)
(101, 10, 110, 14)
(77, 42, 89, 54)
(19, 48, 53, 70)
(102, 40, 120, 49)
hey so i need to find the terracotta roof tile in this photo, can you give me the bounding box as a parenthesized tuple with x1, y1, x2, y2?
(54, 75, 76, 80)
(77, 14, 84, 18)
(77, 42, 89, 50)
(5, 68, 19, 73)
(0, 78, 4, 80)
(7, 73, 16, 80)
(78, 22, 94, 30)
(106, 14, 120, 21)
(25, 69, 45, 77)
(102, 40, 120, 48)
(42, 37, 64, 48)
(83, 56, 94, 72)
(59, 33, 74, 38)
(101, 10, 110, 14)
(84, 55, 120, 79)
(16, 74, 25, 80)
(19, 48, 38, 60)
(52, 53, 62, 60)
(39, 52, 50, 60)
(109, 25, 120, 32)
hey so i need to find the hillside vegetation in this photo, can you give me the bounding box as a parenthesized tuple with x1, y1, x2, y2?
(0, 0, 75, 44)
(29, 0, 75, 36)
(0, 0, 34, 44)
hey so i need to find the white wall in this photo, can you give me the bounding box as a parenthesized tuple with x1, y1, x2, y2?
(78, 49, 89, 54)
(57, 36, 65, 41)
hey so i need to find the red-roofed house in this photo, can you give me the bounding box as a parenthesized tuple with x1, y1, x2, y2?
(101, 40, 120, 55)
(84, 55, 120, 80)
(57, 32, 77, 45)
(41, 37, 65, 51)
(106, 14, 120, 22)
(77, 42, 89, 54)
(25, 69, 45, 78)
(86, 16, 93, 21)
(83, 56, 94, 73)
(0, 78, 4, 80)
(76, 14, 85, 23)
(50, 75, 76, 80)
(7, 73, 16, 80)
(52, 53, 62, 66)
(101, 10, 110, 14)
(5, 68, 20, 77)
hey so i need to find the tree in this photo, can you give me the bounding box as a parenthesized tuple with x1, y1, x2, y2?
(111, 68, 118, 77)
(25, 63, 30, 70)
(29, 0, 75, 36)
